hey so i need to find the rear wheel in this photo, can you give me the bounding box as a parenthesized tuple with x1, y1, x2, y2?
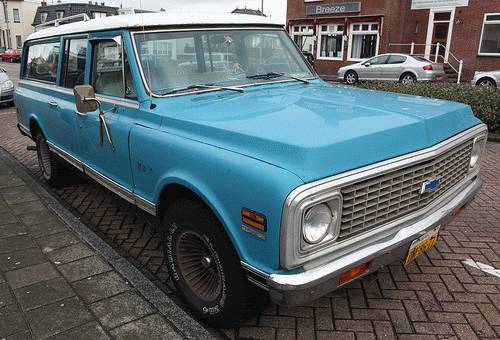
(35, 132, 68, 187)
(476, 77, 496, 87)
(400, 73, 417, 84)
(344, 70, 358, 85)
(161, 199, 267, 328)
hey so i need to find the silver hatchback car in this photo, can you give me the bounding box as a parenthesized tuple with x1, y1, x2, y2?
(471, 70, 499, 87)
(338, 54, 445, 85)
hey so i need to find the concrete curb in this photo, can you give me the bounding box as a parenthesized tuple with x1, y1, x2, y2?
(0, 146, 218, 340)
(488, 132, 500, 143)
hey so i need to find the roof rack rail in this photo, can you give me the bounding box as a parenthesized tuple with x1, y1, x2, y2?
(35, 13, 91, 31)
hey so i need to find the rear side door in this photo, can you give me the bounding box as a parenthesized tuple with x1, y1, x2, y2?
(383, 55, 407, 81)
(75, 31, 139, 193)
(19, 39, 80, 157)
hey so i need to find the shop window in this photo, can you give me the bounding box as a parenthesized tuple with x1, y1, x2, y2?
(348, 23, 379, 60)
(290, 25, 314, 54)
(479, 13, 500, 56)
(317, 24, 344, 60)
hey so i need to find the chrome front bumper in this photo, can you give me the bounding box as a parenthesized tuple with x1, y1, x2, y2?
(243, 176, 481, 306)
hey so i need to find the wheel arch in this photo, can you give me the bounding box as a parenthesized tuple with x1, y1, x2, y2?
(476, 76, 497, 87)
(400, 70, 418, 80)
(28, 115, 44, 139)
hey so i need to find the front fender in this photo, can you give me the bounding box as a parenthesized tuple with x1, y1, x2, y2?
(130, 124, 303, 273)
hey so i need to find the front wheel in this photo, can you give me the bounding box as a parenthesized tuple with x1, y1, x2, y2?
(161, 199, 267, 328)
(344, 70, 358, 85)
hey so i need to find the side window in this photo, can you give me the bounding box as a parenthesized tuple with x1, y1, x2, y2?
(387, 55, 407, 64)
(62, 38, 87, 88)
(24, 41, 60, 83)
(91, 39, 136, 99)
(368, 55, 388, 65)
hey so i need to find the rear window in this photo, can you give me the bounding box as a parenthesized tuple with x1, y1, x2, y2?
(24, 41, 60, 84)
(412, 56, 431, 63)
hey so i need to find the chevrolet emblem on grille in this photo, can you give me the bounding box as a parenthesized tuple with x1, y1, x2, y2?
(420, 178, 441, 194)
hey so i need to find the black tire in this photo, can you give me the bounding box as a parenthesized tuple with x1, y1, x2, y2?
(161, 199, 267, 328)
(344, 70, 358, 85)
(476, 77, 496, 87)
(400, 72, 417, 84)
(35, 132, 68, 187)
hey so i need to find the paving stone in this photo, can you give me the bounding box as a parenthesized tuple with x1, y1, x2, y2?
(238, 326, 275, 340)
(72, 271, 130, 304)
(47, 321, 110, 340)
(3, 330, 32, 340)
(0, 247, 46, 272)
(58, 256, 112, 282)
(89, 291, 154, 329)
(0, 223, 27, 239)
(0, 304, 28, 338)
(4, 262, 59, 289)
(36, 231, 79, 253)
(0, 173, 24, 189)
(0, 235, 36, 254)
(14, 277, 75, 311)
(0, 186, 38, 205)
(25, 296, 94, 339)
(27, 221, 67, 239)
(109, 314, 182, 340)
(0, 290, 15, 308)
(19, 210, 56, 226)
(0, 212, 18, 226)
(9, 200, 47, 216)
(46, 243, 94, 265)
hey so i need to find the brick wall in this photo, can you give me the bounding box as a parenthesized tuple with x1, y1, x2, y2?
(287, 0, 500, 80)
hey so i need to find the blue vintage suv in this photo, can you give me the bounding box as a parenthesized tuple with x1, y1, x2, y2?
(15, 13, 487, 327)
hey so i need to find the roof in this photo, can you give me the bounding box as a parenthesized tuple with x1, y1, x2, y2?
(32, 3, 118, 26)
(231, 7, 266, 17)
(27, 12, 281, 41)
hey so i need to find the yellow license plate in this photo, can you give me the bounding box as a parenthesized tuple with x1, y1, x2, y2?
(404, 226, 440, 266)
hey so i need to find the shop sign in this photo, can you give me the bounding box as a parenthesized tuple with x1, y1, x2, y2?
(306, 2, 361, 16)
(411, 0, 469, 9)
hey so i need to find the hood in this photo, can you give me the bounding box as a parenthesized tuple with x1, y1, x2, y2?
(157, 80, 481, 183)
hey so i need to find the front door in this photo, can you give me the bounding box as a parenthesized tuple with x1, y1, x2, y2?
(75, 32, 138, 193)
(426, 10, 453, 62)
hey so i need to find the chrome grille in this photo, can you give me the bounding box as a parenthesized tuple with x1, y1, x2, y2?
(339, 141, 473, 240)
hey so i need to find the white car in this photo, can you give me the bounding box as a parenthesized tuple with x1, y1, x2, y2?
(338, 53, 445, 85)
(471, 70, 499, 87)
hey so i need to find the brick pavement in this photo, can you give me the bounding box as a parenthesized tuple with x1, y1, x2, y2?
(0, 60, 499, 339)
(0, 147, 187, 340)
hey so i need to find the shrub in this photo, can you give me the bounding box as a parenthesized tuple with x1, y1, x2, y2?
(356, 82, 500, 134)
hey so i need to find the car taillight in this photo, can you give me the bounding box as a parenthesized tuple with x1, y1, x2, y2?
(423, 65, 433, 71)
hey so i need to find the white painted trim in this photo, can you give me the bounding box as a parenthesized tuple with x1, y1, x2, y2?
(347, 22, 380, 62)
(316, 24, 344, 61)
(424, 7, 455, 62)
(478, 13, 500, 57)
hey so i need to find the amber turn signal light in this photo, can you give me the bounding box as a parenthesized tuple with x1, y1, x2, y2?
(242, 208, 267, 232)
(339, 262, 371, 285)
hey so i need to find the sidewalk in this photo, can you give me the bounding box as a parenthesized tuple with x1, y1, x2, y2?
(0, 149, 212, 340)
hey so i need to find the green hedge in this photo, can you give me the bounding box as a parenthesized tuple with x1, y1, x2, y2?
(356, 82, 500, 134)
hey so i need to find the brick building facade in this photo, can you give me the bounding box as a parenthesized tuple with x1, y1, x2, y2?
(287, 0, 500, 80)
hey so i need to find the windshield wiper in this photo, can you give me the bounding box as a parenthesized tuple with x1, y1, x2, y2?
(246, 72, 309, 84)
(161, 84, 244, 96)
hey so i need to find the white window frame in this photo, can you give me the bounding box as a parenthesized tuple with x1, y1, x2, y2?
(289, 25, 315, 53)
(316, 24, 344, 60)
(15, 35, 22, 49)
(347, 22, 380, 61)
(40, 12, 48, 24)
(478, 13, 500, 57)
(92, 11, 107, 19)
(424, 7, 455, 62)
(12, 8, 20, 23)
(56, 11, 64, 20)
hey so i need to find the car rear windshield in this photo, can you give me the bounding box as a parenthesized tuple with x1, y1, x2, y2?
(412, 56, 431, 63)
(133, 29, 314, 95)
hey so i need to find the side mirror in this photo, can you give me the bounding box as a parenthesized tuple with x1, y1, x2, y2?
(364, 62, 371, 67)
(74, 85, 97, 113)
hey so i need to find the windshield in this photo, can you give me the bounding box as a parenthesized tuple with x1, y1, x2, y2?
(134, 29, 315, 95)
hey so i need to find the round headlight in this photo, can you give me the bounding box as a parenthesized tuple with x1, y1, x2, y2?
(470, 138, 484, 168)
(303, 204, 332, 244)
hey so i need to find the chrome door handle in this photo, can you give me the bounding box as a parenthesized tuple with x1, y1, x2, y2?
(48, 101, 59, 108)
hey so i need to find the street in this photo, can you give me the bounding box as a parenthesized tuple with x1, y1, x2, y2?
(1, 61, 500, 339)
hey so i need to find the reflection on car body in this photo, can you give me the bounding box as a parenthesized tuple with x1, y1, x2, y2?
(14, 13, 486, 328)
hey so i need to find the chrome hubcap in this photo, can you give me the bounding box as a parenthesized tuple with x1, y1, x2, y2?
(480, 80, 493, 87)
(177, 231, 222, 302)
(402, 76, 414, 83)
(346, 74, 356, 84)
(38, 138, 52, 179)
